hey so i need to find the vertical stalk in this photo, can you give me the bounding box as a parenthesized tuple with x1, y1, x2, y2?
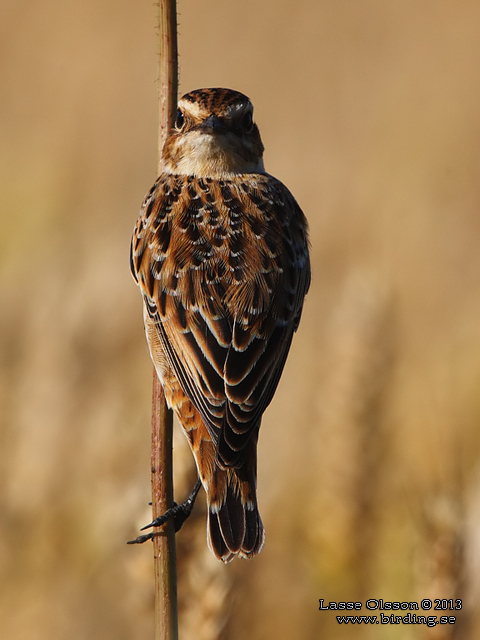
(151, 377, 176, 640)
(152, 2, 178, 639)
(158, 0, 178, 171)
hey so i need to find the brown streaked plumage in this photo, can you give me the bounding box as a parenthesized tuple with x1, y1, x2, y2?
(131, 88, 310, 562)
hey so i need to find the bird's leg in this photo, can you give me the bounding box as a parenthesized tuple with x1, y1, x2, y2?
(127, 478, 202, 544)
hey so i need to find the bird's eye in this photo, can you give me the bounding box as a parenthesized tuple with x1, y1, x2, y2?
(175, 109, 185, 130)
(242, 111, 254, 132)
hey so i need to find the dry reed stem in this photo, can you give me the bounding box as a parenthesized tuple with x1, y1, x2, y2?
(151, 1, 178, 639)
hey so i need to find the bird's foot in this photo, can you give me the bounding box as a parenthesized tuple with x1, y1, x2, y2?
(127, 479, 202, 544)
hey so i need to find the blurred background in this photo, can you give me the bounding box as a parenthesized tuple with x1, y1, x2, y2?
(1, 0, 480, 638)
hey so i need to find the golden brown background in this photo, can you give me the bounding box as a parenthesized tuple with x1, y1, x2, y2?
(1, 1, 480, 638)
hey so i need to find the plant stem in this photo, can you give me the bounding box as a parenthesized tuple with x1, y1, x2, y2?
(158, 0, 178, 173)
(151, 376, 177, 640)
(152, 2, 178, 639)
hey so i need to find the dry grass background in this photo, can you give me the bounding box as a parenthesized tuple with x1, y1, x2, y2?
(1, 0, 480, 638)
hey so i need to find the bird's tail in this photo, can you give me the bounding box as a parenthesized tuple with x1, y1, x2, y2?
(176, 397, 265, 562)
(206, 464, 265, 563)
(194, 432, 264, 562)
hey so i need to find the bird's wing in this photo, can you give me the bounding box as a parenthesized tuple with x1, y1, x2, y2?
(131, 174, 310, 467)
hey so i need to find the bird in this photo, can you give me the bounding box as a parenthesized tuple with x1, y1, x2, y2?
(130, 88, 310, 562)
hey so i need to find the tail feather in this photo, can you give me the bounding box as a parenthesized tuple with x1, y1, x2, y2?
(176, 401, 265, 561)
(208, 510, 232, 562)
(242, 505, 264, 554)
(207, 478, 265, 563)
(217, 485, 245, 551)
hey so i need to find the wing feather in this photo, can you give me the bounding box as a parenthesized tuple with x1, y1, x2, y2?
(131, 173, 310, 468)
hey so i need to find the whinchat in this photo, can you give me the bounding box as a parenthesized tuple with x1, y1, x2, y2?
(130, 88, 310, 561)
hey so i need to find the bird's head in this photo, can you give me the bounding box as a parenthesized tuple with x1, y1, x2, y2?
(162, 88, 265, 178)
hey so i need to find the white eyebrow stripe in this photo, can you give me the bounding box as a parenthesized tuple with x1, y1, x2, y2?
(178, 99, 203, 118)
(179, 99, 252, 120)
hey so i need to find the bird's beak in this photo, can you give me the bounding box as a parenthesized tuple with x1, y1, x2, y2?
(198, 115, 229, 135)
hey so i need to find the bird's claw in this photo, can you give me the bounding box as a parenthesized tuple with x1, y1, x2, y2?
(127, 479, 202, 544)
